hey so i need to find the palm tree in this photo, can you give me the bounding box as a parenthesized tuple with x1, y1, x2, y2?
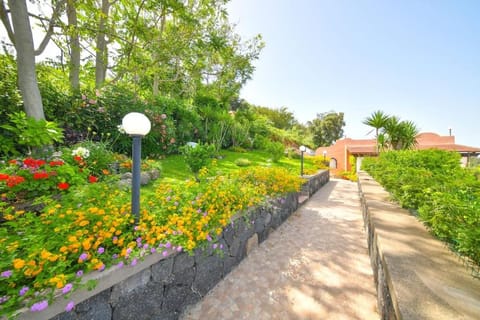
(363, 110, 390, 153)
(383, 117, 419, 150)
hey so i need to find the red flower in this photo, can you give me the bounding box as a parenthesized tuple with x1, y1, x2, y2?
(49, 160, 64, 167)
(33, 172, 49, 180)
(6, 176, 25, 188)
(23, 158, 46, 168)
(73, 156, 82, 162)
(57, 182, 70, 190)
(88, 175, 98, 183)
(0, 173, 9, 181)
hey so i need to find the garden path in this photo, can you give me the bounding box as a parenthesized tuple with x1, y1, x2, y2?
(181, 179, 379, 320)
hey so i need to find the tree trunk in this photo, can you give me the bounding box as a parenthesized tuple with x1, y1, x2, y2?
(67, 0, 80, 92)
(152, 7, 166, 96)
(95, 0, 110, 88)
(8, 0, 45, 120)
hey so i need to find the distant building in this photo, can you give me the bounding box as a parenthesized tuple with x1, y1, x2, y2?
(315, 132, 480, 176)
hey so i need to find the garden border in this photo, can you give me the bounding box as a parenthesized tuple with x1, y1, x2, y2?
(357, 171, 480, 320)
(16, 170, 329, 320)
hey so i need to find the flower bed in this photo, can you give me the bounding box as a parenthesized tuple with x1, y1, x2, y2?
(0, 166, 306, 318)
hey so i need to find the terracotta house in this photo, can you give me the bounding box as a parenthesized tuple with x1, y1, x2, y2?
(315, 132, 480, 176)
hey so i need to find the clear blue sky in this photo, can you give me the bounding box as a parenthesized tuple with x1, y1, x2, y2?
(227, 0, 480, 147)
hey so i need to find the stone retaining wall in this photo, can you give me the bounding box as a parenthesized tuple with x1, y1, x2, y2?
(357, 171, 480, 320)
(21, 170, 329, 320)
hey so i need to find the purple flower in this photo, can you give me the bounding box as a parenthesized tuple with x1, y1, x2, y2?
(19, 286, 29, 296)
(30, 300, 49, 312)
(134, 226, 139, 231)
(212, 244, 218, 249)
(113, 236, 118, 242)
(166, 196, 171, 201)
(206, 234, 212, 242)
(126, 248, 132, 254)
(143, 243, 149, 249)
(117, 261, 124, 268)
(1, 270, 12, 278)
(62, 283, 73, 294)
(219, 244, 224, 249)
(99, 264, 105, 271)
(112, 254, 119, 260)
(0, 296, 9, 304)
(150, 247, 156, 254)
(165, 242, 171, 249)
(76, 270, 83, 277)
(162, 251, 168, 257)
(136, 237, 142, 243)
(176, 246, 183, 252)
(131, 258, 138, 266)
(65, 301, 75, 312)
(197, 209, 202, 214)
(97, 247, 105, 254)
(79, 253, 88, 262)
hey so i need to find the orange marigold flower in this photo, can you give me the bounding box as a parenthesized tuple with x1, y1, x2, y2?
(13, 258, 26, 269)
(82, 239, 92, 250)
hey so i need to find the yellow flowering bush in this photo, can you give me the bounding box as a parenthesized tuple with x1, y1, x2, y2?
(0, 166, 304, 317)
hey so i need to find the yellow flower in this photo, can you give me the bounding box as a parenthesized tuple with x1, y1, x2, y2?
(82, 239, 92, 251)
(13, 258, 25, 269)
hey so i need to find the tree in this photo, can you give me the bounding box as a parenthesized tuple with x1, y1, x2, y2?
(363, 110, 389, 153)
(0, 0, 65, 120)
(364, 111, 419, 151)
(308, 112, 345, 147)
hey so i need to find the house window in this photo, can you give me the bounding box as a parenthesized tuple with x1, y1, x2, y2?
(330, 158, 337, 169)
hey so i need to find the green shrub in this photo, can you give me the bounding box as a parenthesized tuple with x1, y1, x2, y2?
(264, 141, 285, 163)
(179, 143, 216, 180)
(234, 158, 251, 167)
(364, 149, 480, 267)
(1, 112, 63, 157)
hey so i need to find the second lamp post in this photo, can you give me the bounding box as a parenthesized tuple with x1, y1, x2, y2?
(122, 112, 151, 223)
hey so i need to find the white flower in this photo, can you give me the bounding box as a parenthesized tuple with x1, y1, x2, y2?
(117, 125, 126, 134)
(72, 147, 90, 158)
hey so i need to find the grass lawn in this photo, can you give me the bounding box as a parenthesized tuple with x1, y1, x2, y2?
(157, 150, 319, 185)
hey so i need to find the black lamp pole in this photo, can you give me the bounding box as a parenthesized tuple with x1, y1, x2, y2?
(131, 135, 142, 223)
(300, 150, 304, 176)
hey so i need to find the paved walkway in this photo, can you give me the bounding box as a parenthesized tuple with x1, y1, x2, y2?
(181, 179, 379, 320)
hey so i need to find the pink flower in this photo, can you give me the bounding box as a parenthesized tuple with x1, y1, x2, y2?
(65, 301, 75, 312)
(62, 283, 73, 294)
(160, 114, 167, 119)
(30, 300, 48, 312)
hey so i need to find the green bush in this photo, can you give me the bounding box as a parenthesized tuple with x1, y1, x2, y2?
(234, 158, 251, 167)
(179, 143, 216, 180)
(264, 141, 285, 163)
(1, 112, 63, 157)
(363, 150, 480, 267)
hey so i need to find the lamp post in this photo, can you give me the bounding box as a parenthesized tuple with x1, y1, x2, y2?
(323, 150, 327, 162)
(300, 145, 306, 176)
(122, 112, 151, 223)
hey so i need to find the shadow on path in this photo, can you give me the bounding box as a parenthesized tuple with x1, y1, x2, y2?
(181, 179, 379, 320)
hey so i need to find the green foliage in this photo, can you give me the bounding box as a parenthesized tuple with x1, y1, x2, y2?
(363, 149, 480, 267)
(264, 141, 285, 163)
(1, 112, 63, 156)
(234, 158, 251, 167)
(63, 141, 116, 177)
(308, 112, 345, 147)
(179, 143, 216, 179)
(363, 111, 419, 151)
